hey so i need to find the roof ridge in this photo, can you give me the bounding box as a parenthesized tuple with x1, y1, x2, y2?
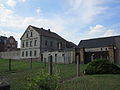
(30, 25, 66, 41)
(81, 35, 120, 41)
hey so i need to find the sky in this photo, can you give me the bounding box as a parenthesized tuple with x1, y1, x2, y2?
(0, 0, 120, 48)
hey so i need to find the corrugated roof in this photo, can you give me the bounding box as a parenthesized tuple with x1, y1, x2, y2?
(78, 36, 120, 48)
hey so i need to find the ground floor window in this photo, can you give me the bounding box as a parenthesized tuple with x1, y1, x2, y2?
(22, 51, 24, 57)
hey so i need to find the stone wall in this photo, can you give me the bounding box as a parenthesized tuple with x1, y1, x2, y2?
(42, 51, 73, 64)
(0, 50, 20, 60)
(115, 37, 120, 64)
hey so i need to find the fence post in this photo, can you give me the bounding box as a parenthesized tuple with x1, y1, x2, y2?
(77, 55, 80, 77)
(30, 58, 32, 69)
(9, 59, 11, 71)
(44, 58, 46, 67)
(48, 55, 53, 75)
(62, 54, 65, 64)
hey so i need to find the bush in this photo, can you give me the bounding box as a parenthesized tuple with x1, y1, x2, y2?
(84, 59, 120, 74)
(26, 69, 60, 90)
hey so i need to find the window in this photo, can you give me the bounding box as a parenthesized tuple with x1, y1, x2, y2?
(22, 51, 24, 57)
(30, 41, 32, 47)
(25, 51, 28, 56)
(45, 40, 47, 46)
(55, 54, 57, 63)
(34, 50, 37, 56)
(30, 51, 32, 56)
(26, 33, 28, 38)
(57, 42, 59, 48)
(50, 41, 53, 47)
(34, 40, 37, 46)
(10, 39, 14, 43)
(22, 42, 24, 48)
(26, 41, 28, 47)
(58, 42, 62, 49)
(30, 32, 33, 37)
(106, 48, 107, 51)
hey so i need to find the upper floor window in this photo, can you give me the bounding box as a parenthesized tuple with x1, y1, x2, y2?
(26, 33, 28, 38)
(57, 42, 59, 48)
(58, 42, 62, 49)
(22, 42, 24, 48)
(45, 40, 47, 46)
(50, 41, 53, 47)
(30, 41, 32, 47)
(30, 32, 33, 37)
(26, 41, 28, 47)
(34, 40, 37, 46)
(106, 48, 108, 51)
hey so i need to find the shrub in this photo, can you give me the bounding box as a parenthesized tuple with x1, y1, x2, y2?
(26, 69, 60, 90)
(84, 59, 120, 74)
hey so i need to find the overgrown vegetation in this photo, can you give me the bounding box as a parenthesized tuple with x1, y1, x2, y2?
(84, 59, 120, 74)
(0, 59, 120, 90)
(26, 69, 60, 90)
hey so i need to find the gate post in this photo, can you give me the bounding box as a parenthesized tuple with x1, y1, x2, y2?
(48, 55, 53, 75)
(77, 55, 80, 77)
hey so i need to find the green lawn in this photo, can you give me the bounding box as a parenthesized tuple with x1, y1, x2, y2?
(0, 59, 120, 90)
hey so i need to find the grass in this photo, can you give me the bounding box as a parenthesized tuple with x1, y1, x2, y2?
(58, 75, 120, 90)
(0, 59, 120, 90)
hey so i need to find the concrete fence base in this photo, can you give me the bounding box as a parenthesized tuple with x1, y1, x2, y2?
(0, 82, 10, 90)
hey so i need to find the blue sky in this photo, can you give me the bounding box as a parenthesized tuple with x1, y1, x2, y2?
(0, 0, 120, 47)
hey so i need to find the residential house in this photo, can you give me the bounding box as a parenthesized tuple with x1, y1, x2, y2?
(0, 36, 7, 52)
(4, 36, 18, 51)
(20, 25, 76, 61)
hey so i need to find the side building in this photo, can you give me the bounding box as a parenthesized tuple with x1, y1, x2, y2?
(0, 36, 7, 52)
(0, 36, 17, 52)
(0, 36, 19, 60)
(20, 25, 76, 61)
(77, 36, 120, 64)
(4, 36, 18, 51)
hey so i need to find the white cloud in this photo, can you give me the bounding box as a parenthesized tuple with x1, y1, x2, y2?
(66, 0, 107, 24)
(82, 25, 117, 39)
(36, 8, 42, 15)
(0, 4, 66, 47)
(20, 0, 26, 2)
(88, 25, 105, 35)
(6, 0, 16, 7)
(0, 1, 119, 47)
